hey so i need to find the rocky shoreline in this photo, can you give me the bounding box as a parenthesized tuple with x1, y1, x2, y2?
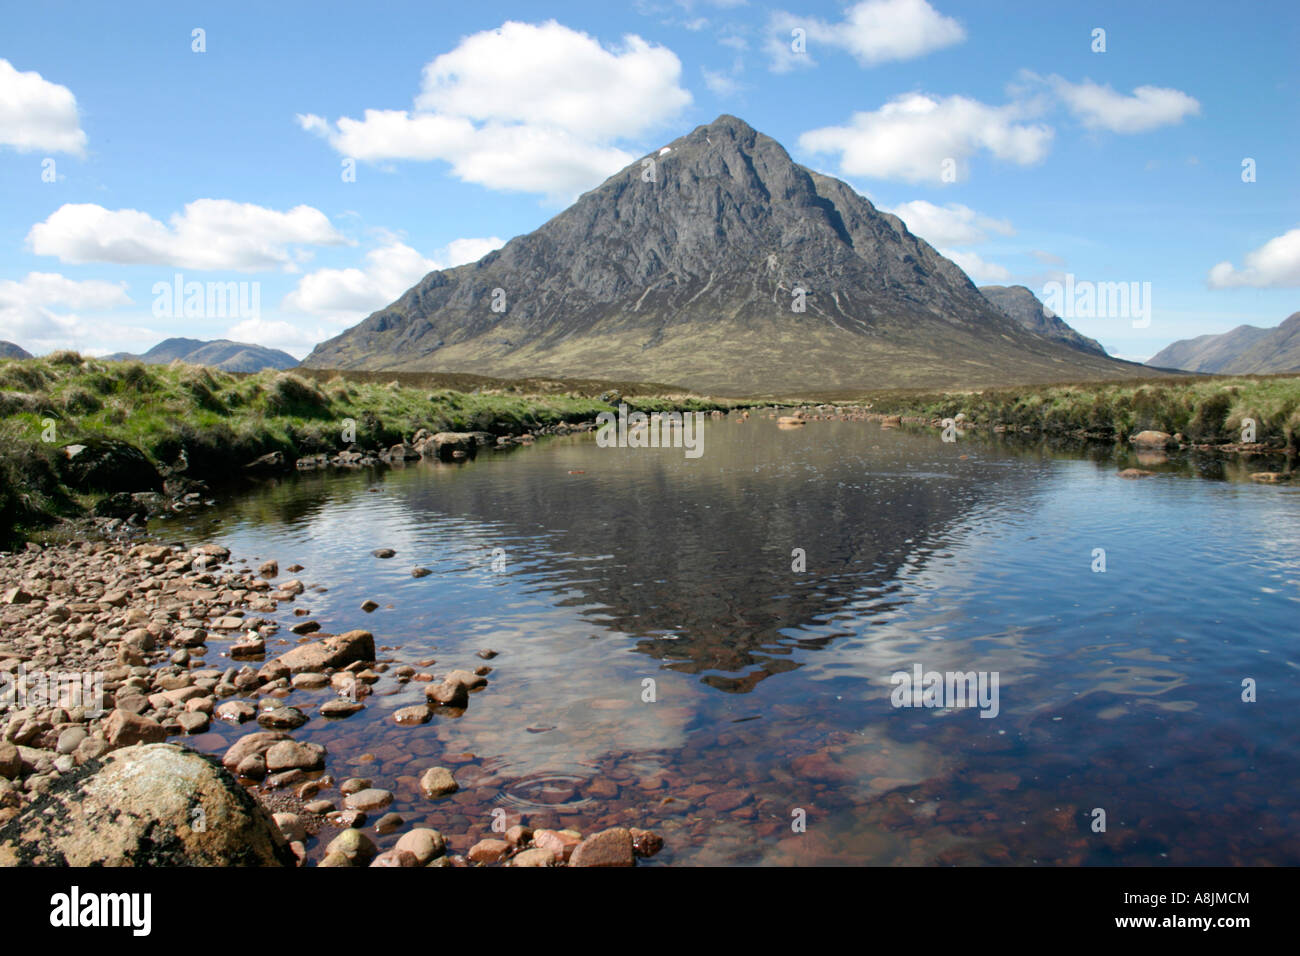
(77, 403, 1294, 543)
(83, 417, 608, 537)
(2, 400, 1292, 866)
(0, 535, 662, 867)
(757, 404, 1295, 480)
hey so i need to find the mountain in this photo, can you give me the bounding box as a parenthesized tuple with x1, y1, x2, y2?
(106, 338, 298, 373)
(1147, 313, 1300, 373)
(979, 285, 1106, 356)
(0, 341, 31, 359)
(303, 115, 1159, 395)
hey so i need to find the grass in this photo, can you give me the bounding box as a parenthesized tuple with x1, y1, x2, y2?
(0, 353, 738, 544)
(845, 373, 1300, 449)
(7, 353, 1291, 545)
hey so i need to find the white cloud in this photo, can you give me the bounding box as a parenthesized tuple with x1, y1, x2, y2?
(283, 237, 505, 317)
(885, 200, 1014, 247)
(1030, 249, 1065, 267)
(940, 249, 1010, 283)
(0, 59, 87, 155)
(299, 20, 692, 199)
(799, 92, 1052, 183)
(703, 58, 747, 96)
(27, 200, 348, 272)
(1208, 228, 1300, 289)
(768, 0, 964, 72)
(0, 272, 132, 346)
(1049, 76, 1200, 133)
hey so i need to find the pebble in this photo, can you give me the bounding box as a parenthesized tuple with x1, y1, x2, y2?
(394, 828, 446, 865)
(510, 847, 554, 867)
(215, 701, 256, 723)
(320, 699, 364, 718)
(532, 829, 581, 863)
(273, 812, 307, 843)
(419, 766, 459, 798)
(177, 711, 210, 734)
(393, 705, 431, 726)
(370, 849, 420, 867)
(340, 777, 372, 795)
(324, 828, 377, 865)
(569, 827, 635, 867)
(328, 810, 367, 829)
(264, 740, 326, 772)
(56, 728, 87, 755)
(257, 706, 309, 730)
(468, 839, 511, 864)
(343, 788, 394, 812)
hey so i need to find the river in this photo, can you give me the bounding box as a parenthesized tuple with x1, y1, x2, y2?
(169, 412, 1300, 865)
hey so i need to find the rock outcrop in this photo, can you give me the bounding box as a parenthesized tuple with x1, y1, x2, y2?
(979, 285, 1106, 356)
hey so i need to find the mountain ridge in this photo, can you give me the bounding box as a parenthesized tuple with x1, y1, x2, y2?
(106, 338, 298, 373)
(1147, 313, 1300, 374)
(303, 114, 1162, 394)
(978, 285, 1106, 356)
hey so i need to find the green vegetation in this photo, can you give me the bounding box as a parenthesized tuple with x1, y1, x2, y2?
(0, 353, 735, 544)
(853, 374, 1300, 449)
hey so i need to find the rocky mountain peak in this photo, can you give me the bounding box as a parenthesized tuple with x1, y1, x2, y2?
(303, 116, 1148, 393)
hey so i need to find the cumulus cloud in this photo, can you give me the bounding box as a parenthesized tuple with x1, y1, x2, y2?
(768, 0, 964, 72)
(799, 92, 1052, 183)
(282, 237, 505, 317)
(0, 59, 87, 155)
(1048, 76, 1200, 133)
(0, 272, 132, 345)
(885, 200, 1014, 247)
(940, 248, 1010, 283)
(1208, 228, 1300, 289)
(298, 20, 692, 199)
(27, 200, 347, 272)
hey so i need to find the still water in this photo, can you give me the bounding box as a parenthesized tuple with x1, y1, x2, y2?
(173, 415, 1300, 865)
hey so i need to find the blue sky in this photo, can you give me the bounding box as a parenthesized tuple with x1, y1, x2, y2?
(1, 0, 1296, 362)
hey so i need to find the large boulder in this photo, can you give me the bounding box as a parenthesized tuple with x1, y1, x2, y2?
(0, 743, 295, 866)
(59, 439, 163, 493)
(271, 630, 375, 675)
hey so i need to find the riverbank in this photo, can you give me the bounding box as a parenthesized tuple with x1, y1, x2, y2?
(0, 535, 662, 866)
(832, 373, 1300, 455)
(0, 353, 737, 545)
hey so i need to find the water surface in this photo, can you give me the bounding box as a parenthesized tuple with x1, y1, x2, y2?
(173, 416, 1300, 865)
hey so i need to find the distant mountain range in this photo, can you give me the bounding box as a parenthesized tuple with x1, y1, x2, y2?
(978, 285, 1106, 356)
(1146, 312, 1300, 374)
(105, 338, 298, 373)
(303, 114, 1155, 395)
(0, 341, 31, 359)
